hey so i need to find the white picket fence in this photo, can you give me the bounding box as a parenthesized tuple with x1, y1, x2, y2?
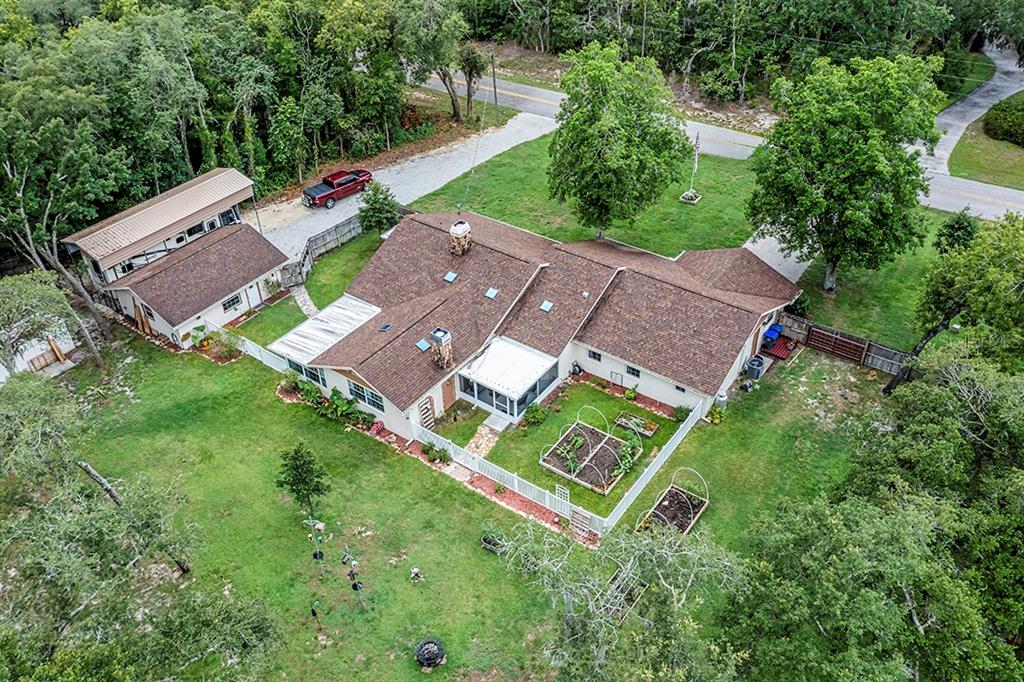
(203, 319, 289, 374)
(412, 398, 707, 536)
(601, 400, 705, 530)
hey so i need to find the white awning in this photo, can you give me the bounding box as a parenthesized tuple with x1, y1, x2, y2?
(269, 293, 380, 365)
(460, 337, 556, 398)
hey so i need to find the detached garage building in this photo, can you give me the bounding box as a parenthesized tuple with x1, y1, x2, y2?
(103, 223, 287, 348)
(63, 169, 286, 348)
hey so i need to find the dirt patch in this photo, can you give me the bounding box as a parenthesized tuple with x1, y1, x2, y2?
(475, 40, 568, 88)
(667, 76, 778, 135)
(640, 485, 708, 535)
(539, 422, 631, 494)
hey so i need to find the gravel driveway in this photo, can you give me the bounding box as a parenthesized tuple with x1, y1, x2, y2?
(248, 113, 557, 261)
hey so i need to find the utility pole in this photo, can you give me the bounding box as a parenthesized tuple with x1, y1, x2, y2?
(491, 51, 499, 127)
(641, 0, 648, 58)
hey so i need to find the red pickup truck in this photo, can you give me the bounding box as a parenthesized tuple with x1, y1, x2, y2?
(301, 169, 372, 209)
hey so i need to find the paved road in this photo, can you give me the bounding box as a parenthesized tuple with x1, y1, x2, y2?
(922, 43, 1024, 173)
(248, 113, 557, 260)
(424, 72, 1024, 223)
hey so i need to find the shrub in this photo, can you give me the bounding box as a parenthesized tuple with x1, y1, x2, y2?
(707, 405, 725, 425)
(983, 95, 1024, 147)
(934, 208, 980, 254)
(358, 181, 401, 235)
(672, 405, 692, 422)
(785, 295, 809, 317)
(315, 388, 357, 420)
(588, 375, 609, 389)
(428, 446, 452, 464)
(280, 370, 301, 392)
(624, 385, 638, 401)
(299, 380, 323, 405)
(494, 483, 507, 494)
(264, 277, 283, 297)
(421, 442, 436, 458)
(203, 330, 241, 360)
(521, 403, 550, 426)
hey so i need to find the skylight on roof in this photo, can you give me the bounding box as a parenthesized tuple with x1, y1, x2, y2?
(443, 271, 458, 283)
(416, 339, 431, 352)
(540, 300, 554, 312)
(378, 323, 393, 332)
(485, 287, 499, 299)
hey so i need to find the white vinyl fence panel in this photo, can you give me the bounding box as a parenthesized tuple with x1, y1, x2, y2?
(204, 319, 289, 373)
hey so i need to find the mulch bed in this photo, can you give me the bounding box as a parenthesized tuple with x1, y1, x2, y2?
(638, 485, 708, 535)
(193, 344, 242, 365)
(539, 422, 631, 495)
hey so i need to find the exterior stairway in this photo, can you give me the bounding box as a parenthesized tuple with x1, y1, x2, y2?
(418, 398, 435, 430)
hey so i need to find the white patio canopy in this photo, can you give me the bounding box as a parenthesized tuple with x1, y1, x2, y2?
(269, 293, 380, 365)
(458, 337, 558, 419)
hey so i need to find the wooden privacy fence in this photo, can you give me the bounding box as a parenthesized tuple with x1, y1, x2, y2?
(279, 206, 416, 288)
(777, 312, 910, 375)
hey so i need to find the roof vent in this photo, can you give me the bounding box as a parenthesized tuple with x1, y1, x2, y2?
(379, 323, 393, 332)
(449, 220, 471, 256)
(429, 327, 453, 369)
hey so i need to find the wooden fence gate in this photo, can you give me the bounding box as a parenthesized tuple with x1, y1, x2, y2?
(778, 313, 911, 376)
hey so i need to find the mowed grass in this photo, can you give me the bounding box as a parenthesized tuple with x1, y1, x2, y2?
(434, 400, 489, 447)
(234, 295, 307, 347)
(413, 134, 757, 255)
(949, 92, 1024, 192)
(618, 350, 878, 550)
(939, 52, 997, 110)
(487, 384, 676, 517)
(67, 336, 553, 681)
(305, 230, 383, 309)
(796, 210, 945, 349)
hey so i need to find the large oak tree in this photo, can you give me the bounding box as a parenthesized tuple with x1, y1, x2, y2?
(747, 55, 942, 291)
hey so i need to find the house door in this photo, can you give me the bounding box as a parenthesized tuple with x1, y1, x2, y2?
(442, 376, 456, 410)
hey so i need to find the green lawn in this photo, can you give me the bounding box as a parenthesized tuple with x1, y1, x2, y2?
(66, 336, 553, 681)
(487, 383, 677, 517)
(234, 296, 307, 347)
(618, 350, 878, 550)
(796, 209, 945, 350)
(434, 400, 488, 447)
(413, 134, 757, 256)
(305, 230, 383, 309)
(949, 92, 1024, 192)
(940, 52, 997, 110)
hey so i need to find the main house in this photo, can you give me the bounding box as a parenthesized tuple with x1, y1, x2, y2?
(63, 169, 287, 348)
(270, 212, 800, 440)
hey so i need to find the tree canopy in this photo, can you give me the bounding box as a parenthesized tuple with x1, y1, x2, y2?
(747, 55, 942, 291)
(548, 42, 690, 237)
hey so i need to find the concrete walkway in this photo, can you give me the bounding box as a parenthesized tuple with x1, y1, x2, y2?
(252, 112, 557, 262)
(921, 43, 1024, 174)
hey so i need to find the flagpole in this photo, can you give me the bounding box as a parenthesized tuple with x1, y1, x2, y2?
(689, 131, 700, 193)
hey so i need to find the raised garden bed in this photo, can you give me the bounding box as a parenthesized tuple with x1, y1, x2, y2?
(538, 420, 640, 495)
(637, 484, 708, 535)
(600, 568, 649, 623)
(615, 411, 659, 437)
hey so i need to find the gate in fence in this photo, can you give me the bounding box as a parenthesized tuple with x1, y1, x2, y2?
(778, 312, 910, 376)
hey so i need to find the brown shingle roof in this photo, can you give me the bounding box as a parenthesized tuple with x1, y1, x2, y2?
(64, 168, 253, 267)
(310, 211, 799, 409)
(106, 223, 286, 327)
(312, 214, 542, 410)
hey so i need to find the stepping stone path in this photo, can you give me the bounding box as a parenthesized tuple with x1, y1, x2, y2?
(291, 285, 319, 318)
(465, 424, 501, 457)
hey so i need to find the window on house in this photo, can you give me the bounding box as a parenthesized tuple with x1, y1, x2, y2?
(626, 365, 640, 378)
(90, 259, 102, 275)
(287, 359, 325, 387)
(219, 208, 238, 226)
(587, 349, 602, 362)
(348, 379, 384, 411)
(175, 233, 186, 244)
(675, 385, 686, 393)
(221, 293, 242, 312)
(141, 304, 155, 320)
(186, 223, 205, 238)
